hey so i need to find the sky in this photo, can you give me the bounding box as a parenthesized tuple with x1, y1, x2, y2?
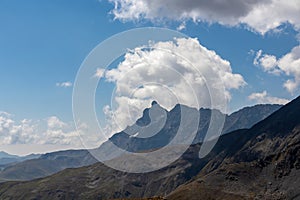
(0, 0, 299, 155)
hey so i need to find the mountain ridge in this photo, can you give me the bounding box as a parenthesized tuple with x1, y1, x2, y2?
(0, 103, 281, 182)
(108, 103, 282, 152)
(0, 99, 295, 199)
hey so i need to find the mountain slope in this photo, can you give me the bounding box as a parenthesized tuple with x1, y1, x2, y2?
(222, 104, 282, 134)
(167, 96, 300, 200)
(0, 150, 97, 182)
(0, 143, 207, 199)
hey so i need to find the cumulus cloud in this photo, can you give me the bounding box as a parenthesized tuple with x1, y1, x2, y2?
(56, 81, 72, 88)
(108, 0, 300, 34)
(248, 91, 289, 104)
(253, 50, 281, 75)
(0, 112, 85, 146)
(103, 38, 245, 134)
(43, 116, 83, 146)
(0, 113, 38, 145)
(241, 0, 300, 34)
(47, 116, 66, 129)
(254, 46, 300, 93)
(277, 46, 300, 93)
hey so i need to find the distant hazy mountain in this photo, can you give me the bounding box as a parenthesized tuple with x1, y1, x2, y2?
(0, 151, 19, 159)
(0, 149, 97, 182)
(0, 151, 40, 167)
(223, 104, 282, 133)
(0, 98, 295, 199)
(0, 103, 280, 182)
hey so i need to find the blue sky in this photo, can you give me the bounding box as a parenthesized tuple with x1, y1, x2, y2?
(0, 0, 299, 155)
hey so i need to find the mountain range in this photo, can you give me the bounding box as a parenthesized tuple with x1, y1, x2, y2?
(0, 98, 296, 199)
(105, 103, 281, 153)
(0, 103, 281, 182)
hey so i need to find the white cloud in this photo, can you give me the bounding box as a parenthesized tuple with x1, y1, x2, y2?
(108, 0, 300, 34)
(259, 55, 278, 72)
(277, 46, 300, 93)
(0, 114, 38, 145)
(43, 117, 81, 146)
(177, 22, 186, 31)
(254, 46, 300, 93)
(103, 38, 245, 134)
(0, 112, 86, 147)
(283, 79, 298, 94)
(253, 50, 281, 75)
(56, 81, 72, 88)
(47, 116, 67, 129)
(248, 91, 289, 104)
(253, 49, 262, 65)
(94, 68, 106, 78)
(241, 0, 300, 34)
